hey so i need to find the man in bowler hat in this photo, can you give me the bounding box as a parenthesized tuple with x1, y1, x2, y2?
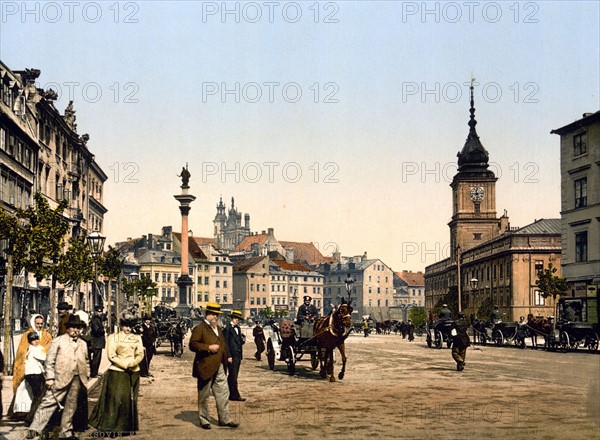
(189, 303, 238, 430)
(57, 301, 73, 336)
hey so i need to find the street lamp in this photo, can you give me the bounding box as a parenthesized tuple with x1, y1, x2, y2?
(344, 273, 355, 303)
(87, 231, 105, 309)
(291, 288, 298, 320)
(470, 277, 478, 317)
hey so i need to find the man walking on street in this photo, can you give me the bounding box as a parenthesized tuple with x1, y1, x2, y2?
(57, 301, 73, 336)
(27, 314, 90, 439)
(189, 303, 238, 430)
(451, 311, 471, 371)
(224, 310, 245, 401)
(252, 320, 266, 360)
(89, 306, 105, 378)
(140, 314, 157, 377)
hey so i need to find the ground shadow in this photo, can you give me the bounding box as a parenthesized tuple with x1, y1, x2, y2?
(174, 410, 199, 426)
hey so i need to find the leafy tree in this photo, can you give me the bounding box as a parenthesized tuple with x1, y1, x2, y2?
(434, 286, 470, 318)
(259, 306, 274, 320)
(477, 297, 494, 321)
(536, 263, 568, 300)
(122, 276, 157, 315)
(409, 307, 426, 327)
(55, 235, 95, 293)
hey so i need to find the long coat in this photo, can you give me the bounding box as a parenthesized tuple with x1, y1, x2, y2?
(189, 321, 228, 381)
(223, 322, 244, 360)
(90, 315, 106, 349)
(45, 334, 90, 390)
(451, 318, 471, 350)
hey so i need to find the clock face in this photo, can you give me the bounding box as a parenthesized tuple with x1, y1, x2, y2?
(470, 186, 484, 201)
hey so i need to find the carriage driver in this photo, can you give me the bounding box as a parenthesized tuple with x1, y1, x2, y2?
(297, 296, 319, 339)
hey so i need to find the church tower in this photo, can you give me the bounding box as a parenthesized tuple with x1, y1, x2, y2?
(213, 196, 226, 248)
(448, 82, 502, 262)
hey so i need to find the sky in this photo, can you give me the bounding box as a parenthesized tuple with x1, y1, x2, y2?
(1, 1, 598, 272)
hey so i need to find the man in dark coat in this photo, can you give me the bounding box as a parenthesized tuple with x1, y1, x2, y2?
(140, 315, 157, 377)
(297, 296, 319, 325)
(438, 304, 452, 321)
(89, 306, 106, 378)
(252, 320, 266, 361)
(451, 311, 471, 371)
(57, 301, 73, 336)
(189, 302, 238, 430)
(223, 310, 245, 401)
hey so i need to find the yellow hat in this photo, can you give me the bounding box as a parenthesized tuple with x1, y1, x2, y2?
(205, 302, 222, 315)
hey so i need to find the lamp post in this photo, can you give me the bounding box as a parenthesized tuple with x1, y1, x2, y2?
(469, 277, 478, 317)
(456, 245, 462, 313)
(344, 273, 355, 304)
(87, 230, 106, 310)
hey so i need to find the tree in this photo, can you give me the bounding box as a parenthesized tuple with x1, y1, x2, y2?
(409, 307, 426, 327)
(100, 245, 124, 330)
(0, 193, 69, 372)
(55, 235, 95, 297)
(536, 263, 568, 300)
(259, 306, 274, 320)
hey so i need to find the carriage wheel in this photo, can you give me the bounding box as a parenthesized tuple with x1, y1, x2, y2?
(493, 330, 504, 346)
(480, 333, 487, 346)
(266, 339, 275, 370)
(434, 330, 442, 349)
(287, 346, 296, 375)
(311, 353, 319, 370)
(559, 331, 570, 353)
(588, 333, 599, 352)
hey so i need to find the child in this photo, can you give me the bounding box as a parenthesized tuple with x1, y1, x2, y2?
(24, 332, 46, 425)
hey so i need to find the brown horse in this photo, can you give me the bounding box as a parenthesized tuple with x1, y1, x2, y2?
(313, 303, 353, 382)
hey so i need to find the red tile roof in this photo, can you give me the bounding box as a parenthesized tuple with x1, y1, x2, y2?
(279, 241, 329, 266)
(396, 271, 425, 286)
(271, 259, 312, 272)
(234, 234, 268, 252)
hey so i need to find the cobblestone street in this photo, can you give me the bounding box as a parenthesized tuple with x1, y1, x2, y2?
(2, 331, 599, 440)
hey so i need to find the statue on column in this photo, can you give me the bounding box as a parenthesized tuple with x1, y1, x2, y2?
(178, 165, 191, 187)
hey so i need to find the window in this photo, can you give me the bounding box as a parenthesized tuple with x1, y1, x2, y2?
(204, 265, 209, 271)
(154, 273, 159, 282)
(223, 267, 227, 273)
(216, 280, 220, 288)
(534, 290, 545, 306)
(167, 273, 171, 283)
(215, 294, 220, 302)
(162, 273, 166, 282)
(198, 277, 202, 285)
(204, 276, 209, 285)
(262, 298, 266, 305)
(575, 231, 588, 262)
(197, 293, 202, 302)
(250, 284, 255, 291)
(204, 293, 209, 302)
(223, 295, 227, 302)
(473, 233, 482, 240)
(223, 281, 228, 288)
(573, 132, 587, 156)
(250, 297, 255, 305)
(575, 178, 587, 208)
(216, 266, 220, 273)
(535, 260, 543, 273)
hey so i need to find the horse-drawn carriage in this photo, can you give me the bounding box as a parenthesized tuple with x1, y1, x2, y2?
(265, 320, 320, 375)
(554, 297, 599, 352)
(265, 302, 354, 381)
(426, 320, 454, 349)
(152, 305, 192, 357)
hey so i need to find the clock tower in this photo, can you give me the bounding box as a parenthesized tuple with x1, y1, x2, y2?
(448, 83, 502, 262)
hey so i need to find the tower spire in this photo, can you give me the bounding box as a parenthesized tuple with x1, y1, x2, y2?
(468, 77, 477, 135)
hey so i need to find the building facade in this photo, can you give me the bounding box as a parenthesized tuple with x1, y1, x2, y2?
(1, 61, 107, 321)
(552, 111, 600, 299)
(213, 196, 251, 252)
(319, 255, 395, 322)
(425, 86, 560, 321)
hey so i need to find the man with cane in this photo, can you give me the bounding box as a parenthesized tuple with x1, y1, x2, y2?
(27, 314, 89, 439)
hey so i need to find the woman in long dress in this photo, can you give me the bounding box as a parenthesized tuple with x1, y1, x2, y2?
(89, 317, 144, 435)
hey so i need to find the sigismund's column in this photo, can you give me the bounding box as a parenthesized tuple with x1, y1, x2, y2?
(174, 165, 195, 316)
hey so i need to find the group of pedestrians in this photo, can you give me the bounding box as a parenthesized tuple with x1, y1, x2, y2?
(0, 300, 158, 439)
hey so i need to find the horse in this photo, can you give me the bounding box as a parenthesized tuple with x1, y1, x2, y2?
(313, 302, 353, 382)
(167, 318, 187, 357)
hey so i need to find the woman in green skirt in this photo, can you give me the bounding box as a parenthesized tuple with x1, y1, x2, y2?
(90, 317, 144, 436)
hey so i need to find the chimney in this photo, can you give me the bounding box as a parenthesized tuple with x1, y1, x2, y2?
(499, 210, 510, 234)
(362, 251, 367, 261)
(147, 233, 153, 250)
(261, 230, 266, 235)
(245, 213, 250, 229)
(268, 228, 275, 238)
